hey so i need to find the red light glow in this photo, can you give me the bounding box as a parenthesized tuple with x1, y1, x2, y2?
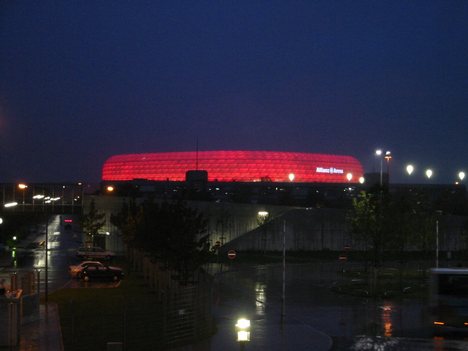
(102, 150, 364, 183)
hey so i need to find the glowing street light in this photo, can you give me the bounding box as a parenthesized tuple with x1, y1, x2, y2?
(346, 173, 353, 182)
(406, 164, 414, 176)
(288, 173, 295, 182)
(257, 211, 270, 253)
(18, 183, 28, 210)
(106, 185, 115, 192)
(384, 151, 392, 182)
(384, 151, 392, 161)
(236, 318, 251, 343)
(359, 176, 365, 184)
(425, 169, 433, 179)
(458, 171, 466, 182)
(4, 202, 18, 208)
(375, 149, 383, 186)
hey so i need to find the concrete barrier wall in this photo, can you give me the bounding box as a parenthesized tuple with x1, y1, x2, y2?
(219, 208, 353, 252)
(88, 196, 468, 253)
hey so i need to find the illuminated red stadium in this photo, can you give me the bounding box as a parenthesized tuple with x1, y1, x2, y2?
(102, 151, 364, 183)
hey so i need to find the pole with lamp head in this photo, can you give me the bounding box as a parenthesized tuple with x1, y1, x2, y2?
(375, 149, 383, 186)
(45, 215, 49, 306)
(384, 151, 392, 183)
(281, 219, 286, 325)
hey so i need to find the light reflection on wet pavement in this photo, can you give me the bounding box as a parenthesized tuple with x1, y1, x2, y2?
(178, 262, 468, 351)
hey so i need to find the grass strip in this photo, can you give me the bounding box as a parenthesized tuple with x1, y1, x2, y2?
(49, 272, 166, 351)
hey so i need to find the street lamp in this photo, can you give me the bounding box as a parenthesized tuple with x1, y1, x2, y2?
(435, 210, 443, 268)
(4, 202, 18, 208)
(425, 169, 433, 179)
(288, 173, 295, 182)
(12, 235, 17, 267)
(18, 183, 28, 211)
(384, 151, 392, 182)
(257, 211, 269, 254)
(375, 149, 383, 186)
(45, 216, 49, 305)
(346, 173, 353, 182)
(436, 218, 439, 268)
(406, 164, 414, 176)
(281, 220, 286, 324)
(458, 171, 465, 182)
(236, 318, 251, 349)
(359, 176, 365, 184)
(257, 211, 269, 222)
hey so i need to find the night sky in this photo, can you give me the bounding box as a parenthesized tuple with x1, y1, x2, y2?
(1, 1, 467, 184)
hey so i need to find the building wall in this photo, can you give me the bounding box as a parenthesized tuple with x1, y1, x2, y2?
(84, 195, 468, 254)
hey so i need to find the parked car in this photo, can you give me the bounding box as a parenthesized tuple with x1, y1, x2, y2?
(76, 246, 115, 260)
(69, 261, 105, 278)
(80, 265, 124, 282)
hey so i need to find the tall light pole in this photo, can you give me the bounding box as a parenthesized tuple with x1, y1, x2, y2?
(257, 211, 269, 254)
(384, 151, 392, 183)
(375, 149, 383, 186)
(436, 218, 439, 268)
(18, 183, 28, 211)
(281, 220, 286, 325)
(45, 216, 49, 305)
(435, 210, 442, 268)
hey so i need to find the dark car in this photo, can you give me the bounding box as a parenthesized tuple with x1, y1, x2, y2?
(69, 261, 106, 278)
(80, 265, 124, 282)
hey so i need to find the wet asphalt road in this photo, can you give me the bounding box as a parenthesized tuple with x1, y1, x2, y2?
(5, 214, 119, 292)
(183, 262, 468, 351)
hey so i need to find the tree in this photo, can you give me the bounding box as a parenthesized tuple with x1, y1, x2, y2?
(110, 199, 140, 247)
(348, 191, 383, 268)
(81, 199, 106, 245)
(411, 193, 437, 261)
(157, 201, 211, 284)
(113, 199, 212, 284)
(384, 193, 417, 256)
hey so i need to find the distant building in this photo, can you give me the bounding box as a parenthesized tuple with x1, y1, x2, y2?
(102, 150, 364, 183)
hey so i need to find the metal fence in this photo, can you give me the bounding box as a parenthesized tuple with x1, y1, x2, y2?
(61, 250, 214, 350)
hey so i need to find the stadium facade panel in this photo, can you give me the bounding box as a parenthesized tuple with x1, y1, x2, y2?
(102, 150, 364, 183)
